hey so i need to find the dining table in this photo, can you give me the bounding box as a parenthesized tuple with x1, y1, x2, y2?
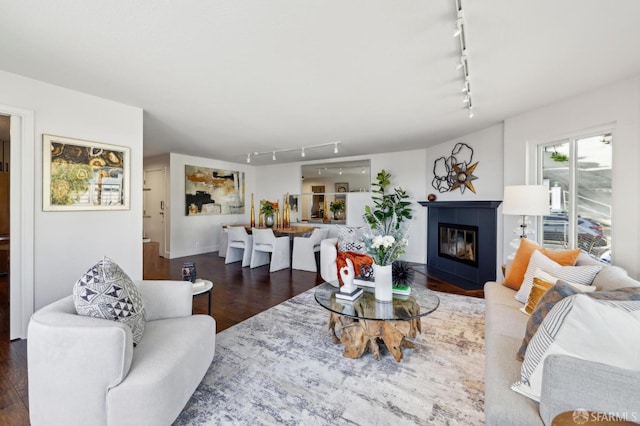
(237, 224, 318, 238)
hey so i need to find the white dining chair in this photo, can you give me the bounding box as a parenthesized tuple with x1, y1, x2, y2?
(218, 226, 228, 258)
(292, 228, 329, 272)
(225, 226, 252, 267)
(250, 228, 290, 272)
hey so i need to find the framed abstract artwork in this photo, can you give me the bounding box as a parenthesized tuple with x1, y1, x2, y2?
(185, 165, 245, 215)
(43, 134, 130, 211)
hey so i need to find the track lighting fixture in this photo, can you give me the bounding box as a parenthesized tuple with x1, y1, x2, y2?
(453, 0, 475, 118)
(453, 17, 462, 37)
(244, 141, 341, 163)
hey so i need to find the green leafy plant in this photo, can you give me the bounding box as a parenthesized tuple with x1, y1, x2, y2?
(260, 200, 278, 215)
(329, 200, 345, 213)
(550, 152, 568, 162)
(363, 169, 413, 235)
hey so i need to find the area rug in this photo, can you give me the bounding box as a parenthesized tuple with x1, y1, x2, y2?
(173, 287, 485, 426)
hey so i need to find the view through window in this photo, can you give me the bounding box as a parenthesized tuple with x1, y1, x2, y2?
(540, 133, 612, 263)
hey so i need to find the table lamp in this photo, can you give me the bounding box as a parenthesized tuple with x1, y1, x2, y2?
(502, 185, 549, 250)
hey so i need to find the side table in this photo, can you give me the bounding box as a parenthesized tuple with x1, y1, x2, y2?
(192, 278, 213, 315)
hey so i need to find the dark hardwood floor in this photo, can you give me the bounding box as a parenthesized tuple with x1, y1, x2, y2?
(0, 252, 482, 425)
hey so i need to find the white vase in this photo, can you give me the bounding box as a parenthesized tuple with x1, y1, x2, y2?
(374, 263, 393, 302)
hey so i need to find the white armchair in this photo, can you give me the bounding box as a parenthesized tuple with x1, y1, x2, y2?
(225, 226, 253, 267)
(28, 280, 216, 426)
(292, 228, 329, 272)
(250, 228, 290, 272)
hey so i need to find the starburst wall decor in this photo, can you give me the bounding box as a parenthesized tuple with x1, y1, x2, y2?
(431, 142, 479, 194)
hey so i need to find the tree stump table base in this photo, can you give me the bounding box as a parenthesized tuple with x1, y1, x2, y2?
(328, 312, 421, 362)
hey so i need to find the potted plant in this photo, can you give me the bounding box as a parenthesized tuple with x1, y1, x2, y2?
(362, 170, 414, 301)
(329, 200, 345, 220)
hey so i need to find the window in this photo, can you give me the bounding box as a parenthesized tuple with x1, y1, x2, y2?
(539, 132, 612, 263)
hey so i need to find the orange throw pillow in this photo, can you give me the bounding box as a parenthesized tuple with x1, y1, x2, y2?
(336, 249, 373, 286)
(502, 238, 580, 290)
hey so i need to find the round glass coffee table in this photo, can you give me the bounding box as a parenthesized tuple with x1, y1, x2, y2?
(314, 281, 440, 362)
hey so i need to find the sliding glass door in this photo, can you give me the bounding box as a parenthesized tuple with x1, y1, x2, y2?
(540, 132, 612, 262)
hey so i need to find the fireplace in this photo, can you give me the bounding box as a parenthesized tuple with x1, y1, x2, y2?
(439, 223, 478, 267)
(419, 200, 501, 290)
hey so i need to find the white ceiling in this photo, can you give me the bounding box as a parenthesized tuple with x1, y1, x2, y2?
(1, 0, 639, 165)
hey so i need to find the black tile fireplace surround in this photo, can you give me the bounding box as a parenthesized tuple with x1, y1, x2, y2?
(419, 200, 501, 290)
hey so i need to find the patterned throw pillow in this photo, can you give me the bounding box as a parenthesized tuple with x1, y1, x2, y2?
(522, 277, 555, 315)
(515, 250, 602, 304)
(512, 295, 640, 402)
(336, 226, 366, 254)
(521, 269, 596, 316)
(73, 257, 146, 345)
(517, 283, 640, 361)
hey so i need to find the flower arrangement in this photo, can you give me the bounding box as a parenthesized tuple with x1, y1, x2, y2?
(362, 170, 413, 266)
(363, 212, 409, 266)
(329, 200, 345, 213)
(260, 200, 278, 215)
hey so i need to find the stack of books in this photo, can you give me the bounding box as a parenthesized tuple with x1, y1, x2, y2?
(335, 286, 363, 301)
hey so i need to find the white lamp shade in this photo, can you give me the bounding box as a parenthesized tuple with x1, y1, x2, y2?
(502, 185, 550, 216)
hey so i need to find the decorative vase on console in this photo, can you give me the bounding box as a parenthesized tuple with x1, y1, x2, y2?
(264, 213, 275, 228)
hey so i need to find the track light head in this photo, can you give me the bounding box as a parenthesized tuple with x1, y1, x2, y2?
(272, 151, 276, 161)
(246, 153, 251, 163)
(334, 142, 339, 154)
(301, 147, 305, 158)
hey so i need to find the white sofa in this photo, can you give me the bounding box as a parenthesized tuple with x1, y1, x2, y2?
(484, 253, 640, 425)
(28, 280, 216, 426)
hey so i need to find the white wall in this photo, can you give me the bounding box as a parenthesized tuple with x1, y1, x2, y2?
(167, 153, 256, 258)
(256, 149, 429, 263)
(0, 70, 144, 310)
(425, 123, 505, 202)
(504, 75, 640, 278)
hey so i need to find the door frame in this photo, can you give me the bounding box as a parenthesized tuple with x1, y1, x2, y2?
(143, 167, 167, 257)
(0, 105, 35, 339)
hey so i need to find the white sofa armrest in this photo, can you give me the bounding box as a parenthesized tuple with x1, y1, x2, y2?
(136, 280, 193, 321)
(539, 354, 640, 426)
(320, 238, 339, 284)
(28, 296, 133, 426)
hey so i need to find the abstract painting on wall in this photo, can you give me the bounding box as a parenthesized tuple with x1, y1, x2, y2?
(185, 165, 245, 215)
(43, 134, 130, 211)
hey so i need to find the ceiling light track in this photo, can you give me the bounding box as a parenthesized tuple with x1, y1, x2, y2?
(246, 141, 341, 163)
(454, 0, 474, 118)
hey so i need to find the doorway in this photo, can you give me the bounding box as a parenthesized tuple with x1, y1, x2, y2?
(143, 168, 166, 257)
(0, 115, 9, 340)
